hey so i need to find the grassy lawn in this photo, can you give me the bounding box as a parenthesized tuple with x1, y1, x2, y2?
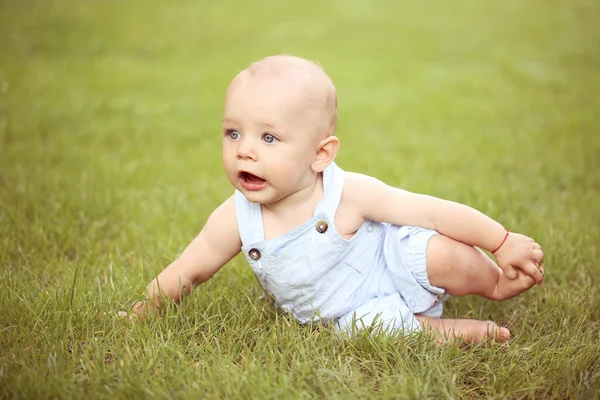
(1, 0, 599, 398)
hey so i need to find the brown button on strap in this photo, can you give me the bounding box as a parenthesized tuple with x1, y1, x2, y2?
(316, 220, 328, 233)
(249, 248, 261, 260)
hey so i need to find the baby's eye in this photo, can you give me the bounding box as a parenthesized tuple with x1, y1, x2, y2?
(226, 130, 240, 140)
(262, 133, 278, 143)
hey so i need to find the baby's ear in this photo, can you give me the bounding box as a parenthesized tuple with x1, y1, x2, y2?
(312, 136, 340, 173)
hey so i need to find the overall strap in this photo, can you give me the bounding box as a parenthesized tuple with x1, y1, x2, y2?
(314, 162, 344, 217)
(234, 190, 265, 246)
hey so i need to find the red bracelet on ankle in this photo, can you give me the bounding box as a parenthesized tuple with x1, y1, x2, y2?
(491, 230, 510, 254)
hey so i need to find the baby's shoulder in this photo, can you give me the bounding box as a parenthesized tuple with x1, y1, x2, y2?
(197, 194, 242, 250)
(342, 171, 380, 192)
(340, 171, 381, 206)
(208, 194, 239, 228)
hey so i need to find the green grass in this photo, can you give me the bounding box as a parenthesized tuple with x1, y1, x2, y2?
(1, 0, 599, 398)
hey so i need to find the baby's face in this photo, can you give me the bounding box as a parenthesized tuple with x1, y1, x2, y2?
(222, 76, 323, 205)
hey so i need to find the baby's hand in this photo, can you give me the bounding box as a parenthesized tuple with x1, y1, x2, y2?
(104, 301, 148, 322)
(103, 310, 138, 323)
(103, 310, 136, 323)
(117, 310, 138, 322)
(493, 232, 544, 284)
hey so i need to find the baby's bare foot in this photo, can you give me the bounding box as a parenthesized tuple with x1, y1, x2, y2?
(416, 315, 511, 344)
(492, 268, 537, 300)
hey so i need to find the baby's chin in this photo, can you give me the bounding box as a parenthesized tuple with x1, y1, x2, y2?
(235, 184, 270, 202)
(239, 187, 289, 206)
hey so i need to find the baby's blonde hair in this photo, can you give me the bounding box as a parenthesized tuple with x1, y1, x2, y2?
(239, 55, 338, 138)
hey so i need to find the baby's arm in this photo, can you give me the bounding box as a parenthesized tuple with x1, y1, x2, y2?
(130, 195, 241, 317)
(345, 173, 544, 284)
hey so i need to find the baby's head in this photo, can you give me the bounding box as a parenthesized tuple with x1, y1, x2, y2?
(222, 55, 340, 206)
(227, 55, 338, 138)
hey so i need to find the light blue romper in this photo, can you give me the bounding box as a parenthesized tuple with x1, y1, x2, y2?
(235, 162, 449, 335)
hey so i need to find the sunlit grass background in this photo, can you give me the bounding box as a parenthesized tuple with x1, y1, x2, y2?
(1, 0, 599, 398)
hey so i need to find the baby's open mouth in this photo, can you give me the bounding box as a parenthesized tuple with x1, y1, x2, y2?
(239, 171, 267, 190)
(239, 171, 265, 183)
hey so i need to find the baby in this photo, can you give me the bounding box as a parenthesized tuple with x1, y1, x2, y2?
(124, 55, 545, 343)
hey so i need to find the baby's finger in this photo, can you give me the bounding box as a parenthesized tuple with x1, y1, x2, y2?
(533, 248, 544, 265)
(116, 311, 138, 323)
(523, 262, 544, 284)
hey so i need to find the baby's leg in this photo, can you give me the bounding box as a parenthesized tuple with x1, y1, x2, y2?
(425, 234, 536, 301)
(413, 234, 537, 343)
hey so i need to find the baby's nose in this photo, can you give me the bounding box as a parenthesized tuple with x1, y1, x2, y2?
(236, 140, 257, 160)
